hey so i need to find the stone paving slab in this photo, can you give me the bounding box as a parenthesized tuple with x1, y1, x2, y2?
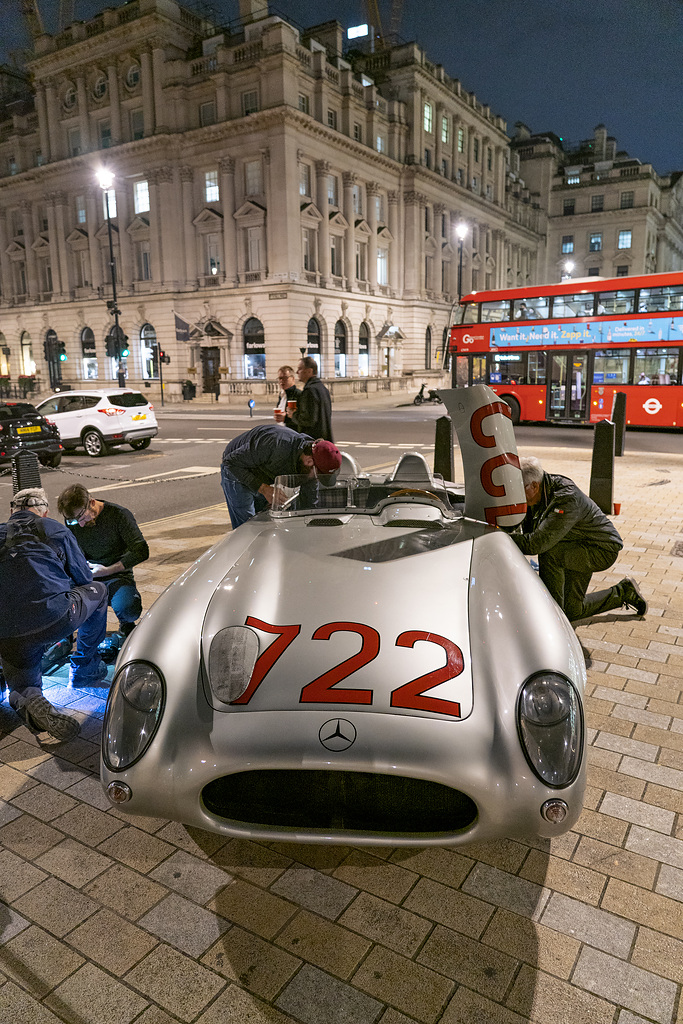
(1, 445, 683, 1022)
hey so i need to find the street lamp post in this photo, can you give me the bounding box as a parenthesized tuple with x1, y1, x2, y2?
(449, 221, 469, 386)
(561, 259, 574, 283)
(97, 169, 126, 387)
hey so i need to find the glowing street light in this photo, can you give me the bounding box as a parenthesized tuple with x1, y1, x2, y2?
(561, 260, 574, 282)
(97, 168, 125, 387)
(455, 221, 468, 302)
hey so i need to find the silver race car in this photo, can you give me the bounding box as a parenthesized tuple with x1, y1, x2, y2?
(101, 386, 586, 847)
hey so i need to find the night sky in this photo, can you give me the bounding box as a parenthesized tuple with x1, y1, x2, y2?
(3, 0, 680, 175)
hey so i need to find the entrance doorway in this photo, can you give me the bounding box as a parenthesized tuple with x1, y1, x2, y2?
(548, 351, 591, 422)
(201, 346, 221, 395)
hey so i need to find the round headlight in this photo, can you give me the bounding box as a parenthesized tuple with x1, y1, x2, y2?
(518, 672, 582, 787)
(103, 661, 164, 771)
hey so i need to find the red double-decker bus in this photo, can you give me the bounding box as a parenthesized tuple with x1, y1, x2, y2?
(448, 271, 683, 429)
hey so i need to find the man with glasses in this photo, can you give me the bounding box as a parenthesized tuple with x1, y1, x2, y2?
(57, 484, 149, 642)
(0, 488, 108, 739)
(273, 365, 301, 429)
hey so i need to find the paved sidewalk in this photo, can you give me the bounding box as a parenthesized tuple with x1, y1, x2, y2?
(1, 444, 682, 1024)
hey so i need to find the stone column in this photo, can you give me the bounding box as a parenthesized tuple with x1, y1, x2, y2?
(316, 160, 331, 285)
(35, 85, 50, 163)
(45, 82, 62, 161)
(107, 64, 122, 145)
(451, 115, 460, 179)
(53, 192, 72, 298)
(45, 196, 62, 295)
(76, 75, 90, 152)
(342, 171, 356, 288)
(435, 103, 444, 173)
(495, 146, 505, 205)
(219, 157, 237, 284)
(116, 182, 133, 291)
(21, 201, 38, 301)
(156, 166, 178, 286)
(388, 190, 400, 295)
(403, 191, 421, 297)
(467, 128, 476, 189)
(85, 187, 102, 292)
(141, 51, 155, 136)
(180, 166, 197, 287)
(152, 46, 167, 133)
(215, 72, 228, 122)
(0, 213, 11, 302)
(146, 170, 162, 283)
(493, 228, 504, 287)
(367, 182, 379, 292)
(433, 202, 444, 297)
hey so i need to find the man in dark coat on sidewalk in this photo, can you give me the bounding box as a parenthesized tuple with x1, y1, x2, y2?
(294, 356, 334, 441)
(513, 456, 647, 622)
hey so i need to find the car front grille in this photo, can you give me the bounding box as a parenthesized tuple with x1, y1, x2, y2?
(201, 770, 478, 836)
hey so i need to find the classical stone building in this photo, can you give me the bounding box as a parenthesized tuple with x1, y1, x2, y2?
(511, 124, 683, 285)
(0, 0, 546, 398)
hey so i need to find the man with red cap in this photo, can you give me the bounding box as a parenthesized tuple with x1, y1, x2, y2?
(220, 424, 342, 529)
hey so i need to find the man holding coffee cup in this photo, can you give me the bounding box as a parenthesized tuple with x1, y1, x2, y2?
(273, 365, 301, 429)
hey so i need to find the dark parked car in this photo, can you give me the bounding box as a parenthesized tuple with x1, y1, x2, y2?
(0, 402, 63, 468)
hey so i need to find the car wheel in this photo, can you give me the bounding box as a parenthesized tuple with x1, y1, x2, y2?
(130, 438, 151, 450)
(39, 453, 62, 468)
(83, 430, 109, 457)
(502, 396, 521, 426)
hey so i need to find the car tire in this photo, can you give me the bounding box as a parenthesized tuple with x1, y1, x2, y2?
(130, 438, 151, 450)
(502, 396, 521, 426)
(83, 430, 109, 457)
(39, 453, 62, 468)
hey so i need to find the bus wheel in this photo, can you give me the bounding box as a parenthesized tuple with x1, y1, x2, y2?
(502, 396, 521, 426)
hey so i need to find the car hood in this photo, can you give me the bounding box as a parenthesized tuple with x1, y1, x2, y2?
(197, 511, 482, 720)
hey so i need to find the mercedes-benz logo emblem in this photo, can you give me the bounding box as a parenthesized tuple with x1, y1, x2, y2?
(319, 718, 357, 751)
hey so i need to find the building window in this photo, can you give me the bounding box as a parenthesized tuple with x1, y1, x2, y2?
(246, 227, 261, 271)
(81, 326, 97, 380)
(334, 320, 347, 377)
(38, 205, 48, 232)
(242, 90, 259, 116)
(76, 195, 87, 225)
(126, 64, 141, 88)
(424, 149, 432, 169)
(200, 100, 216, 126)
(330, 235, 341, 276)
(353, 122, 362, 142)
(8, 156, 17, 175)
(473, 138, 479, 163)
(243, 317, 265, 378)
(621, 191, 634, 209)
(134, 180, 150, 214)
(205, 170, 219, 203)
(34, 151, 44, 167)
(377, 247, 388, 286)
(63, 84, 76, 109)
(616, 265, 629, 277)
(589, 233, 602, 252)
(298, 93, 310, 114)
(441, 116, 449, 144)
(352, 185, 363, 216)
(205, 232, 221, 276)
(136, 240, 152, 280)
(423, 102, 433, 133)
(566, 174, 580, 185)
(327, 174, 338, 206)
(457, 127, 464, 153)
(561, 235, 574, 254)
(130, 108, 144, 140)
(588, 267, 600, 276)
(375, 194, 385, 223)
(92, 75, 107, 100)
(355, 241, 367, 281)
(327, 109, 338, 130)
(245, 159, 262, 195)
(306, 318, 321, 362)
(299, 163, 311, 197)
(376, 135, 385, 153)
(98, 120, 112, 149)
(618, 229, 632, 249)
(442, 159, 449, 177)
(102, 188, 117, 219)
(563, 199, 575, 215)
(68, 128, 82, 157)
(358, 321, 370, 376)
(302, 228, 316, 272)
(591, 194, 604, 212)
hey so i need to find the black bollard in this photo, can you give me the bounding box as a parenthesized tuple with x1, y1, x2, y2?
(589, 419, 615, 514)
(433, 415, 454, 482)
(12, 450, 41, 493)
(611, 391, 627, 457)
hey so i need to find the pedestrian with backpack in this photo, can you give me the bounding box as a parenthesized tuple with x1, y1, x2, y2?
(0, 488, 108, 740)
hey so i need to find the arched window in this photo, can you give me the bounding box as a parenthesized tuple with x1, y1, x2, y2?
(20, 331, 35, 376)
(425, 326, 432, 369)
(243, 317, 265, 378)
(0, 333, 9, 378)
(334, 320, 347, 378)
(81, 327, 98, 381)
(358, 322, 370, 377)
(141, 323, 158, 380)
(45, 328, 61, 388)
(306, 318, 321, 366)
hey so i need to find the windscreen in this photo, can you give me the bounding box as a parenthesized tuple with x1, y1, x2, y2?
(0, 404, 39, 421)
(270, 474, 457, 516)
(107, 392, 149, 408)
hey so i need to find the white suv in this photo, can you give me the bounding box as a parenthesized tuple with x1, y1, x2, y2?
(36, 389, 158, 457)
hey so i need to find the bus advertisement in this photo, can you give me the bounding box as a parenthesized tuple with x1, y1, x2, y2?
(449, 272, 683, 429)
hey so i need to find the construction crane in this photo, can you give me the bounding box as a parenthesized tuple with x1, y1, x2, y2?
(21, 0, 45, 40)
(363, 0, 404, 48)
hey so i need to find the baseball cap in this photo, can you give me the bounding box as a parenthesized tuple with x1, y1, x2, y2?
(11, 487, 49, 510)
(311, 440, 342, 475)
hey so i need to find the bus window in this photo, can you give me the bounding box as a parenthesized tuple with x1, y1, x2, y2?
(455, 355, 469, 387)
(481, 299, 512, 323)
(489, 353, 526, 385)
(634, 347, 679, 384)
(593, 349, 630, 385)
(528, 352, 546, 385)
(460, 302, 479, 324)
(472, 355, 486, 384)
(513, 296, 549, 320)
(552, 293, 595, 318)
(596, 290, 635, 315)
(638, 286, 683, 313)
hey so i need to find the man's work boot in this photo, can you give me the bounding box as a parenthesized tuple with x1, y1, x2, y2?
(17, 695, 80, 741)
(69, 659, 109, 688)
(621, 578, 647, 616)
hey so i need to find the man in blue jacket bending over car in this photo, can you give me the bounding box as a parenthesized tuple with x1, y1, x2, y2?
(0, 488, 108, 740)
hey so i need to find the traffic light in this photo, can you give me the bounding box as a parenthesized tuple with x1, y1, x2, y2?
(121, 342, 130, 358)
(105, 333, 116, 358)
(159, 350, 171, 364)
(58, 341, 67, 362)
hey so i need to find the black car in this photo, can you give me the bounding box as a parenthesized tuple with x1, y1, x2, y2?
(0, 402, 63, 468)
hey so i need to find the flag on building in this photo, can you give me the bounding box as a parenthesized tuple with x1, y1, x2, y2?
(174, 314, 191, 343)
